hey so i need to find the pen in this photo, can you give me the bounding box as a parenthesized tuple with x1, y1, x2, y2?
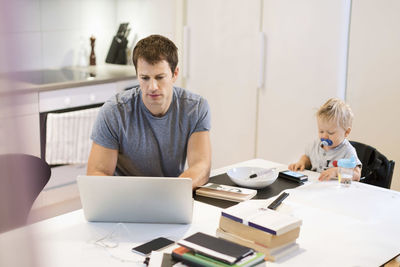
(249, 168, 274, 179)
(267, 192, 289, 210)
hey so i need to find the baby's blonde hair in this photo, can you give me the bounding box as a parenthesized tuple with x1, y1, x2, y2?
(317, 98, 354, 130)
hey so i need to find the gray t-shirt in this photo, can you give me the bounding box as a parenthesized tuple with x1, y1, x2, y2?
(91, 85, 211, 177)
(305, 139, 361, 172)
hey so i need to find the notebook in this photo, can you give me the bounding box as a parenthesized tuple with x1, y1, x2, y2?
(76, 175, 193, 224)
(177, 232, 254, 264)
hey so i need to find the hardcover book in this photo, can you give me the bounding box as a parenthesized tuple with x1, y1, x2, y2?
(177, 232, 254, 264)
(196, 183, 257, 202)
(172, 246, 266, 267)
(216, 228, 299, 262)
(221, 200, 302, 236)
(219, 216, 300, 248)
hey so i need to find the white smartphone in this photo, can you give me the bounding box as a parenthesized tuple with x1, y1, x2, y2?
(131, 237, 175, 256)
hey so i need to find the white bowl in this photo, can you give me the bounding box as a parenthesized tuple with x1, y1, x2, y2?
(227, 167, 278, 189)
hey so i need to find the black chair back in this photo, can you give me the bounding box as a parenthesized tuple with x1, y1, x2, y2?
(0, 154, 51, 233)
(350, 141, 395, 189)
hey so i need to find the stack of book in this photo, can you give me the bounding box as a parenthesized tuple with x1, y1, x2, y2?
(171, 232, 266, 267)
(216, 201, 302, 262)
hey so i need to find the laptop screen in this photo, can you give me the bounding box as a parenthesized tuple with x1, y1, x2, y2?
(77, 175, 193, 224)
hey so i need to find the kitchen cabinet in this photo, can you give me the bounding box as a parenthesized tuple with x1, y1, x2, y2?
(184, 0, 349, 168)
(39, 83, 117, 112)
(257, 0, 350, 164)
(185, 0, 261, 168)
(0, 91, 40, 157)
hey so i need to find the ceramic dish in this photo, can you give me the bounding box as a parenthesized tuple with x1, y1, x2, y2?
(227, 166, 278, 189)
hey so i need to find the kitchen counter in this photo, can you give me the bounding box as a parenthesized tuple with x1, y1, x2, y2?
(0, 64, 137, 156)
(0, 64, 137, 94)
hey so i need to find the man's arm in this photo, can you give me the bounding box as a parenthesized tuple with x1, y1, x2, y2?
(179, 131, 211, 189)
(87, 142, 118, 176)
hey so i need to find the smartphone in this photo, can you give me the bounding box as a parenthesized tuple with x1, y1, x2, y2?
(279, 170, 308, 183)
(131, 237, 175, 256)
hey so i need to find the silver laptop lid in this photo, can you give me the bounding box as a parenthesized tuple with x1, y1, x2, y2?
(77, 175, 193, 224)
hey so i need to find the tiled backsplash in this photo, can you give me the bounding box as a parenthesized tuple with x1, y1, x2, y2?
(0, 0, 176, 72)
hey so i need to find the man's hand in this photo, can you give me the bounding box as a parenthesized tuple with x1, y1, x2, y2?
(179, 131, 211, 189)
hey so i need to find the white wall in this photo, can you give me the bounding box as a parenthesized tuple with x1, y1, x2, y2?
(116, 0, 177, 43)
(115, 0, 181, 82)
(0, 0, 178, 73)
(0, 0, 117, 72)
(346, 0, 400, 191)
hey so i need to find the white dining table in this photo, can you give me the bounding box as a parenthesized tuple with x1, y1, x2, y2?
(1, 158, 399, 267)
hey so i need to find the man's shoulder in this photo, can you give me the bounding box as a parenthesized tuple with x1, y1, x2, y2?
(173, 86, 205, 103)
(116, 85, 141, 104)
(103, 86, 140, 110)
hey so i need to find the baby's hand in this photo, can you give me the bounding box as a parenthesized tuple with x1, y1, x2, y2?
(288, 162, 305, 171)
(318, 167, 338, 181)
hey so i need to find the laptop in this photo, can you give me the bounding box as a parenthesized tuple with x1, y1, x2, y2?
(77, 175, 193, 224)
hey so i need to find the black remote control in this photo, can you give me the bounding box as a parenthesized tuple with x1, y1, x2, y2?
(267, 192, 289, 210)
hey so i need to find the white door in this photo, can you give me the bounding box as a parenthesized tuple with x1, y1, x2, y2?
(257, 0, 351, 164)
(185, 0, 261, 168)
(346, 0, 400, 190)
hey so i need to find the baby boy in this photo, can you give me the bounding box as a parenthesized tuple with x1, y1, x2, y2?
(289, 98, 362, 181)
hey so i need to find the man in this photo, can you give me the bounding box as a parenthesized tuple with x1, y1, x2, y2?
(87, 35, 211, 189)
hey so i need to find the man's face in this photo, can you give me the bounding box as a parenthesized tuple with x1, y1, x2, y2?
(137, 58, 178, 116)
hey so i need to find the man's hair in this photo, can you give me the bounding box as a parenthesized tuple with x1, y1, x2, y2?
(132, 34, 178, 74)
(317, 98, 354, 130)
